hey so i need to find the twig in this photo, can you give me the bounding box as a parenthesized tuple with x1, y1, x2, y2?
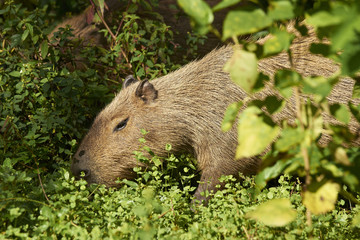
(88, 0, 132, 70)
(115, 0, 131, 37)
(158, 199, 174, 219)
(89, 0, 116, 41)
(242, 226, 252, 240)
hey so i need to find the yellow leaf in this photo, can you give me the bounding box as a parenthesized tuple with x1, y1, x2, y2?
(245, 198, 297, 227)
(303, 182, 340, 215)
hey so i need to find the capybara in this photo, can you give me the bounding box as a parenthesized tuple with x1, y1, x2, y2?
(71, 25, 359, 203)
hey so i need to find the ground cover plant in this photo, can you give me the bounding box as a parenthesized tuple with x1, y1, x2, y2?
(1, 0, 360, 239)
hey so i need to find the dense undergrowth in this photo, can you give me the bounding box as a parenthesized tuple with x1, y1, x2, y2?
(1, 0, 360, 239)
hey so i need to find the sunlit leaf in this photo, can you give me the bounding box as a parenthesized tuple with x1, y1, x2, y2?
(306, 11, 342, 27)
(245, 198, 297, 227)
(352, 212, 360, 228)
(222, 101, 243, 132)
(213, 0, 241, 12)
(224, 48, 258, 93)
(263, 30, 294, 57)
(178, 0, 213, 34)
(223, 7, 272, 40)
(236, 106, 280, 158)
(330, 103, 351, 124)
(275, 127, 304, 152)
(303, 76, 336, 100)
(268, 1, 295, 20)
(303, 181, 340, 215)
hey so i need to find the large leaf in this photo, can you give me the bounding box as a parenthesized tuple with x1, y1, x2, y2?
(352, 212, 360, 228)
(223, 7, 272, 40)
(302, 76, 337, 101)
(224, 48, 258, 93)
(268, 1, 295, 20)
(245, 198, 297, 227)
(263, 30, 294, 57)
(329, 103, 351, 124)
(178, 0, 213, 34)
(212, 0, 241, 12)
(303, 181, 340, 215)
(236, 106, 280, 159)
(275, 127, 304, 152)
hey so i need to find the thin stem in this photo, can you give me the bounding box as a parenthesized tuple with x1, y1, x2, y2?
(89, 0, 116, 41)
(88, 0, 132, 70)
(294, 86, 312, 227)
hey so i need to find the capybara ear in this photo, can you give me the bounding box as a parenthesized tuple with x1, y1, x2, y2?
(135, 80, 158, 103)
(122, 75, 138, 89)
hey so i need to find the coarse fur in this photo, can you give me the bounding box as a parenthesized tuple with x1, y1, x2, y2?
(72, 25, 360, 203)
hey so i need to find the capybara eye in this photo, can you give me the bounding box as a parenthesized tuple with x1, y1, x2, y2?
(113, 118, 129, 132)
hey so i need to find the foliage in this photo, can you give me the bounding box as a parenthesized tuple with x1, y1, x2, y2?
(178, 0, 360, 231)
(1, 0, 360, 239)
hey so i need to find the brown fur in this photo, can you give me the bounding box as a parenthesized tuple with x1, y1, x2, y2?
(71, 25, 359, 203)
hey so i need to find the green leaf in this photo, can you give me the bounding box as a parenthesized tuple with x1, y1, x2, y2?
(303, 181, 340, 215)
(236, 106, 280, 159)
(352, 212, 360, 228)
(9, 71, 21, 77)
(268, 1, 295, 20)
(224, 48, 258, 93)
(221, 101, 243, 132)
(245, 198, 297, 227)
(21, 29, 29, 41)
(41, 40, 48, 59)
(212, 0, 241, 12)
(152, 156, 162, 167)
(310, 43, 332, 57)
(177, 0, 213, 34)
(122, 179, 139, 188)
(349, 102, 360, 122)
(223, 7, 272, 40)
(263, 30, 294, 57)
(255, 159, 291, 189)
(98, 0, 105, 16)
(263, 96, 285, 114)
(330, 103, 351, 124)
(306, 11, 342, 27)
(274, 69, 301, 98)
(303, 76, 335, 100)
(275, 127, 304, 152)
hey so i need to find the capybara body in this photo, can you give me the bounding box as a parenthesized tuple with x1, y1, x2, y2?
(72, 26, 359, 202)
(72, 46, 253, 201)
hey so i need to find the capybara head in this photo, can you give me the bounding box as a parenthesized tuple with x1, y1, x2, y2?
(71, 75, 165, 187)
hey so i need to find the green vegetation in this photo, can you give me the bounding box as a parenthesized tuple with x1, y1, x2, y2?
(1, 0, 360, 238)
